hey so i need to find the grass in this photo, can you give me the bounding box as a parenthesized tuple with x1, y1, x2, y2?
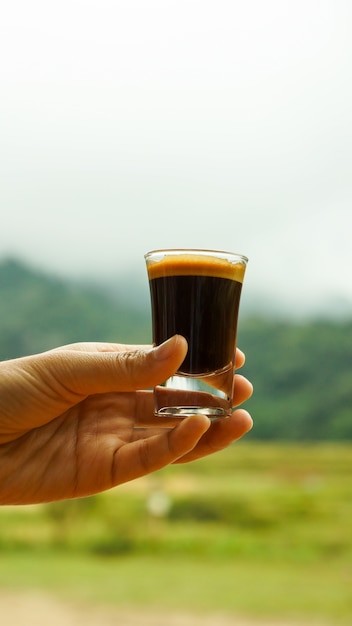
(0, 442, 351, 624)
(0, 552, 351, 624)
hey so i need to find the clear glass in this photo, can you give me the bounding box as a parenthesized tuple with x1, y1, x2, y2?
(145, 249, 248, 419)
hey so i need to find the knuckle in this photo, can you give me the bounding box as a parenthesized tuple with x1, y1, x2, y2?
(117, 349, 148, 388)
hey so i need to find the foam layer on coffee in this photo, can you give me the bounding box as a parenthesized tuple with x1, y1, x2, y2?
(147, 254, 246, 283)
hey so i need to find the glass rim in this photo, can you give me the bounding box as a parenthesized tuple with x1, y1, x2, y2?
(144, 248, 248, 264)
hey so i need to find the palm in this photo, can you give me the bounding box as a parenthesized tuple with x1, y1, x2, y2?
(1, 391, 154, 504)
(0, 340, 253, 505)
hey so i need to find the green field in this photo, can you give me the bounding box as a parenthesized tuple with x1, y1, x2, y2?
(0, 443, 351, 624)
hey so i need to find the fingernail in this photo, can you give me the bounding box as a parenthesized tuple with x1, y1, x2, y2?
(153, 336, 179, 361)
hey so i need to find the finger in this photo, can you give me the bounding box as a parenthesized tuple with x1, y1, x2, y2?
(51, 343, 246, 400)
(201, 366, 251, 397)
(112, 414, 211, 484)
(30, 335, 189, 399)
(173, 409, 253, 464)
(53, 342, 152, 354)
(233, 374, 253, 407)
(235, 348, 246, 369)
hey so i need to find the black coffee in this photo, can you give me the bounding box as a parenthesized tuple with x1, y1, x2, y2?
(149, 268, 243, 375)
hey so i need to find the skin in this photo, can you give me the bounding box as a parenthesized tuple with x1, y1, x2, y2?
(0, 336, 253, 505)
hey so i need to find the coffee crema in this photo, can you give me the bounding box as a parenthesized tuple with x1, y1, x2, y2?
(147, 253, 246, 283)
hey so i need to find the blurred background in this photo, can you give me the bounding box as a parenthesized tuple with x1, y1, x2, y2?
(0, 1, 351, 624)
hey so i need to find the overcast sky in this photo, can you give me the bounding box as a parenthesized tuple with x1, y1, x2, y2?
(1, 0, 352, 316)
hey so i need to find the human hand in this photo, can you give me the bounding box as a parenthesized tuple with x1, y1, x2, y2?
(0, 336, 253, 505)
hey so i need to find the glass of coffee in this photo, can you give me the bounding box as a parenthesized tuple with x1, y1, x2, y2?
(145, 248, 248, 419)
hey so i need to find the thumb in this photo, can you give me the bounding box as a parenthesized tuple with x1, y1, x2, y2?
(36, 335, 188, 397)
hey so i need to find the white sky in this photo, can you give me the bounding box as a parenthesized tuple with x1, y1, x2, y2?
(1, 0, 352, 315)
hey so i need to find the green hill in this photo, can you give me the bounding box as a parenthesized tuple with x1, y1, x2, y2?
(238, 317, 352, 440)
(1, 258, 351, 441)
(0, 258, 151, 359)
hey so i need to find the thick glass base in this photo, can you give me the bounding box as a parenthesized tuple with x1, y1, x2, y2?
(154, 368, 234, 419)
(156, 406, 230, 419)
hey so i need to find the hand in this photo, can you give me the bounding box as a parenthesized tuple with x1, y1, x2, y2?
(0, 336, 253, 505)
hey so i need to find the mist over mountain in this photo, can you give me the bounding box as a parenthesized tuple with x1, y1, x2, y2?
(2, 253, 352, 322)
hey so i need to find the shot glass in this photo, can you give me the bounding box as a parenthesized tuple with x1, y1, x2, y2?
(145, 248, 248, 419)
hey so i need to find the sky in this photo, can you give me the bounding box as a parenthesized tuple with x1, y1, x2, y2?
(1, 0, 352, 316)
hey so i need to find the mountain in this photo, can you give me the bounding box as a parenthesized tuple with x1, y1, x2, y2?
(1, 258, 352, 441)
(238, 317, 352, 440)
(0, 258, 151, 360)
